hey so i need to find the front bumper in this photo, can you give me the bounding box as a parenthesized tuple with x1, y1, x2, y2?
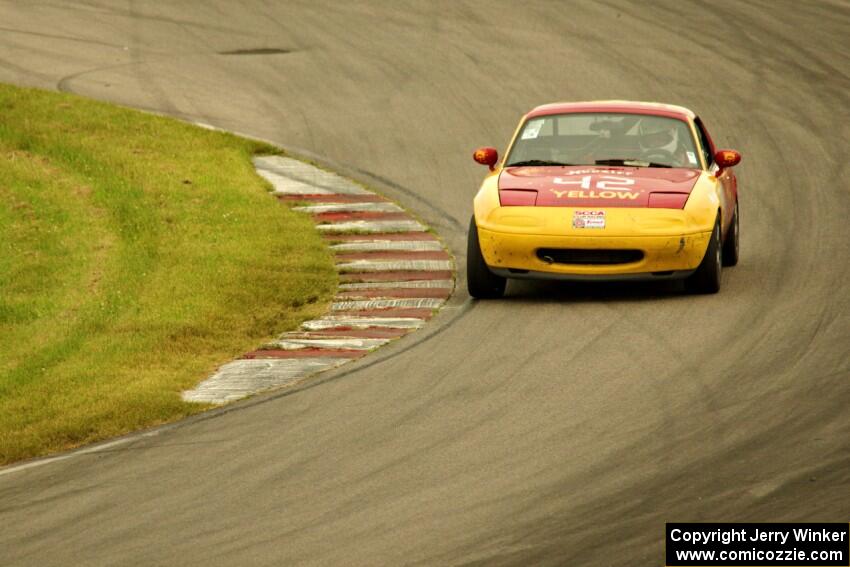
(476, 207, 713, 278)
(489, 266, 696, 282)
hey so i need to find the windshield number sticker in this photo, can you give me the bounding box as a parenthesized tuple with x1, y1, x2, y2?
(686, 151, 698, 165)
(521, 119, 544, 140)
(573, 210, 606, 229)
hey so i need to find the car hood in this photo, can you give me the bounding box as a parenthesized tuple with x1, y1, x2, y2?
(498, 166, 702, 208)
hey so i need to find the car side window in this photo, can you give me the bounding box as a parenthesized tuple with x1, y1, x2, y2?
(693, 117, 714, 168)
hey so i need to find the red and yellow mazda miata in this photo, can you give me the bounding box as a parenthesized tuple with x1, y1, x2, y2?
(468, 100, 741, 298)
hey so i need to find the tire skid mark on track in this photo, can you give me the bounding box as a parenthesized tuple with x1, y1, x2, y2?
(181, 155, 455, 404)
(55, 60, 140, 93)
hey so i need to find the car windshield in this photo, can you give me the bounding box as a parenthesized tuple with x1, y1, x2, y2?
(505, 112, 701, 169)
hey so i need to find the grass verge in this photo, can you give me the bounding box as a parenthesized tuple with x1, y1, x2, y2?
(0, 84, 337, 464)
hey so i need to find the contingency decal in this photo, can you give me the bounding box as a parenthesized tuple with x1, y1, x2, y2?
(573, 210, 606, 229)
(521, 119, 545, 140)
(686, 151, 698, 166)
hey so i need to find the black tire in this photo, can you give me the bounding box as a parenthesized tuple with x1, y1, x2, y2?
(722, 201, 739, 267)
(685, 215, 722, 294)
(467, 216, 506, 299)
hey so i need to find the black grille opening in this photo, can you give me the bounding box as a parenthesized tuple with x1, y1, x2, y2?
(536, 248, 644, 265)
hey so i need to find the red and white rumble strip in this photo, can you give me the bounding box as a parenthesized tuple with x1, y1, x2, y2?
(182, 156, 453, 404)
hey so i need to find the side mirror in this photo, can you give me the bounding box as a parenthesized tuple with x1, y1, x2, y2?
(715, 149, 741, 167)
(473, 147, 499, 171)
(714, 149, 741, 176)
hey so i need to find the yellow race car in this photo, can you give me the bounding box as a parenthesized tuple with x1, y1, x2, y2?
(468, 100, 741, 298)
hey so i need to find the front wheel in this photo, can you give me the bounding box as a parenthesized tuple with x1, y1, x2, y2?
(467, 216, 506, 299)
(685, 216, 722, 294)
(722, 201, 739, 266)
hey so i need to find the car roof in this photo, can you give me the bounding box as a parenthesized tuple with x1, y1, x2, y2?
(526, 100, 696, 121)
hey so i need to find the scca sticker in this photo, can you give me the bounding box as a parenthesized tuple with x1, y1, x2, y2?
(573, 210, 605, 229)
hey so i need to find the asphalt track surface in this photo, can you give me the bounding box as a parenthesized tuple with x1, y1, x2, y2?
(1, 2, 849, 565)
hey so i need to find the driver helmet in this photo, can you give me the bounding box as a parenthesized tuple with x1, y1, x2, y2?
(638, 119, 679, 153)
